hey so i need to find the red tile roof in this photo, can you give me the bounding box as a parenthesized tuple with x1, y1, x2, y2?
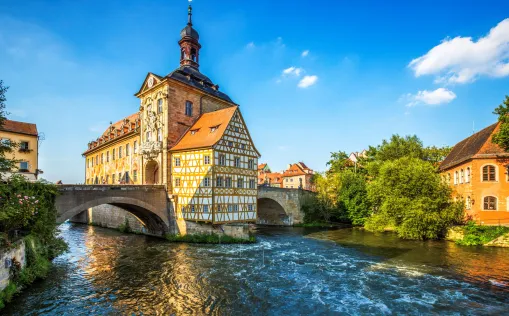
(258, 163, 267, 170)
(0, 119, 38, 136)
(282, 162, 314, 177)
(171, 107, 238, 151)
(439, 122, 503, 171)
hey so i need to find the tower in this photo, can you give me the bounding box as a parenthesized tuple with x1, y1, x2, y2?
(179, 4, 201, 69)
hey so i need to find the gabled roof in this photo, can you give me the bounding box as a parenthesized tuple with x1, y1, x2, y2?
(258, 163, 267, 170)
(135, 66, 234, 104)
(439, 122, 503, 171)
(282, 162, 314, 177)
(0, 119, 38, 136)
(171, 106, 238, 151)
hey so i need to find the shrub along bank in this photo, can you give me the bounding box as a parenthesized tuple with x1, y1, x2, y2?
(302, 135, 464, 241)
(0, 176, 68, 309)
(455, 222, 509, 246)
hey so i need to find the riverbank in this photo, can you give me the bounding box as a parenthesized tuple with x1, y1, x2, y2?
(447, 223, 509, 247)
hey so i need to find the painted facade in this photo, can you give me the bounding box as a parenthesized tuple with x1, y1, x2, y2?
(0, 119, 39, 180)
(440, 122, 509, 225)
(83, 4, 260, 225)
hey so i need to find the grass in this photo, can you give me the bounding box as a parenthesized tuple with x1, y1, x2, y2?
(456, 221, 509, 246)
(165, 233, 256, 244)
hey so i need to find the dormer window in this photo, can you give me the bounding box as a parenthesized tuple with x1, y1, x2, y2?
(190, 129, 199, 135)
(210, 125, 220, 132)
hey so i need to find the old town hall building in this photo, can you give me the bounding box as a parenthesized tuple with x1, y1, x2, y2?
(83, 5, 260, 224)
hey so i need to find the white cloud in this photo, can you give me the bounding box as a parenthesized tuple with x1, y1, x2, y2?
(246, 42, 255, 48)
(301, 50, 309, 57)
(409, 18, 509, 84)
(298, 75, 318, 88)
(282, 66, 304, 77)
(403, 88, 457, 107)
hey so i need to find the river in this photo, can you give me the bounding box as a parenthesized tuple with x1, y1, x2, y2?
(4, 223, 509, 315)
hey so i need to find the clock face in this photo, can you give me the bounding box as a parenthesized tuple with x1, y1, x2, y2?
(147, 77, 154, 88)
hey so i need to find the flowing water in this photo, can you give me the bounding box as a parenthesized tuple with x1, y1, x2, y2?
(4, 223, 509, 315)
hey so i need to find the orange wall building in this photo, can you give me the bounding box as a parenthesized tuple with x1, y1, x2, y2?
(440, 122, 509, 225)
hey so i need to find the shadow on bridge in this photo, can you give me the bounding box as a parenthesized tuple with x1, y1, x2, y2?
(56, 185, 170, 236)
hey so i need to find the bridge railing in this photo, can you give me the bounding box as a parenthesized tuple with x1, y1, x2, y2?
(57, 185, 167, 191)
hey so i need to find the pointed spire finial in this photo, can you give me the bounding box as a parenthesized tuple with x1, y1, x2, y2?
(187, 0, 193, 26)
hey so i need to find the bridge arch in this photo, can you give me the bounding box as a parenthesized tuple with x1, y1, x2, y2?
(56, 185, 170, 236)
(257, 186, 308, 226)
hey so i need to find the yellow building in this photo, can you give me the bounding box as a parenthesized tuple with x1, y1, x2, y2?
(0, 119, 40, 180)
(83, 4, 260, 224)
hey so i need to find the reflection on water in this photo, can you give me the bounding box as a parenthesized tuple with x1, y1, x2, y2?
(4, 224, 509, 315)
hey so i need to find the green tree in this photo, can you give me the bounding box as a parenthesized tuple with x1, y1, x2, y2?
(326, 150, 354, 174)
(337, 170, 371, 226)
(0, 80, 17, 175)
(491, 95, 509, 151)
(423, 145, 452, 165)
(365, 157, 464, 240)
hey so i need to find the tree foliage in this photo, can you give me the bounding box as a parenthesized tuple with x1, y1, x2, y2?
(491, 95, 509, 151)
(0, 81, 17, 174)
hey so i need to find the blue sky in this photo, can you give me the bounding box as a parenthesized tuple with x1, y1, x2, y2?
(1, 0, 509, 183)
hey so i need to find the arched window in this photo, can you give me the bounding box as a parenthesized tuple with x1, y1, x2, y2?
(466, 167, 471, 183)
(482, 165, 496, 182)
(190, 48, 197, 62)
(454, 171, 459, 185)
(460, 169, 464, 184)
(483, 196, 497, 210)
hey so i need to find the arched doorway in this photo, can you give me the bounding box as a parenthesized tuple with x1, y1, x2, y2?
(257, 198, 291, 226)
(145, 160, 159, 184)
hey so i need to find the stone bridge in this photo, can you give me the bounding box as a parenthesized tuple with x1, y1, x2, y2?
(257, 186, 311, 226)
(55, 185, 170, 235)
(55, 185, 310, 234)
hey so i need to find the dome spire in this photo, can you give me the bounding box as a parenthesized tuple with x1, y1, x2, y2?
(187, 2, 193, 26)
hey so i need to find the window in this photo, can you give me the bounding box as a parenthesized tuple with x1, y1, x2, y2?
(204, 177, 211, 187)
(241, 144, 246, 150)
(119, 146, 123, 158)
(133, 170, 138, 182)
(190, 48, 197, 62)
(237, 178, 244, 188)
(291, 178, 294, 182)
(20, 141, 29, 150)
(191, 205, 195, 213)
(466, 196, 472, 210)
(96, 155, 99, 165)
(101, 153, 104, 164)
(185, 101, 193, 116)
(175, 157, 181, 167)
(225, 177, 232, 187)
(158, 128, 162, 142)
(233, 204, 239, 212)
(483, 196, 497, 210)
(175, 178, 181, 187)
(466, 167, 471, 183)
(106, 151, 110, 162)
(219, 154, 226, 166)
(157, 98, 163, 114)
(248, 159, 254, 170)
(234, 127, 239, 132)
(147, 104, 152, 113)
(248, 204, 254, 211)
(249, 179, 256, 189)
(234, 157, 240, 167)
(118, 173, 122, 183)
(228, 141, 233, 147)
(204, 155, 210, 164)
(146, 131, 151, 141)
(1, 138, 10, 146)
(19, 161, 29, 171)
(460, 169, 464, 184)
(227, 205, 233, 213)
(126, 144, 130, 156)
(112, 174, 116, 184)
(447, 173, 451, 183)
(286, 179, 289, 183)
(134, 141, 138, 154)
(203, 205, 209, 213)
(482, 165, 496, 182)
(454, 171, 458, 185)
(112, 148, 116, 160)
(216, 176, 223, 187)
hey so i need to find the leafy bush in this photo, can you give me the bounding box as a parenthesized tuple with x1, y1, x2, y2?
(118, 218, 132, 233)
(456, 221, 509, 246)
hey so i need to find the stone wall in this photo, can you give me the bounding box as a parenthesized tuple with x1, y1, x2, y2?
(70, 205, 147, 233)
(257, 187, 310, 226)
(0, 240, 26, 292)
(183, 221, 250, 240)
